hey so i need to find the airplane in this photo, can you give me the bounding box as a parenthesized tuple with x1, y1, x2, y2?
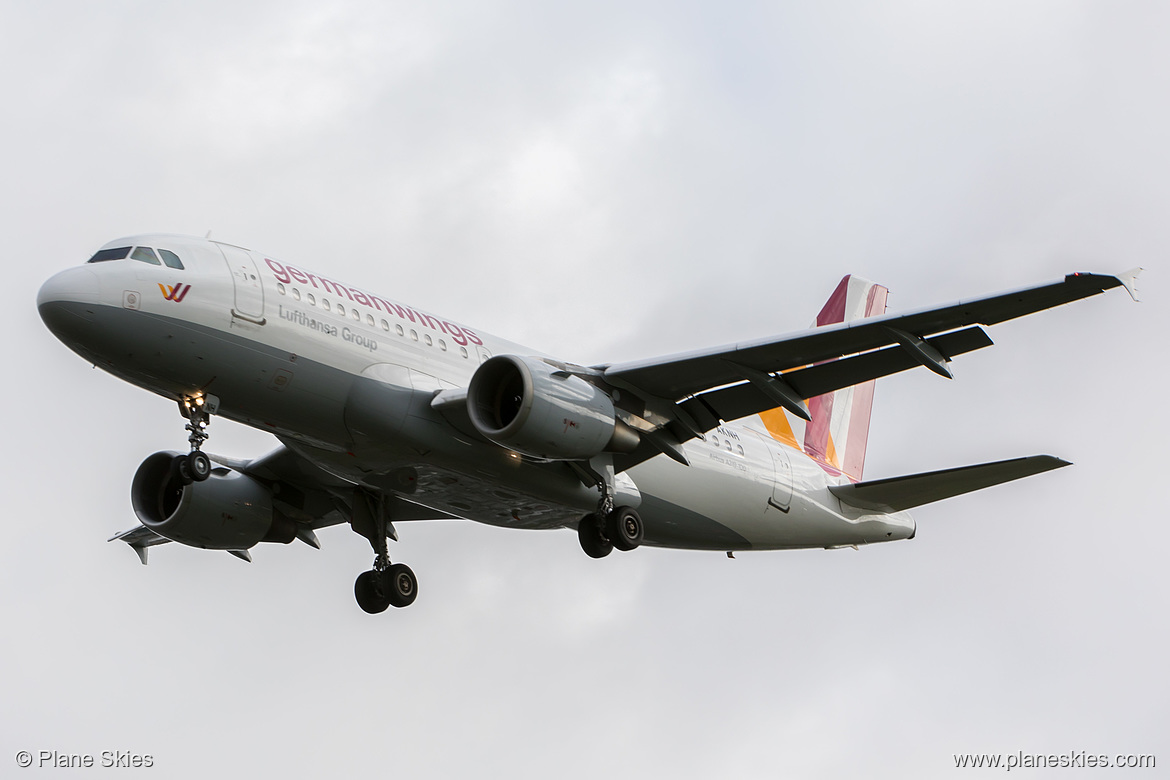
(37, 234, 1140, 613)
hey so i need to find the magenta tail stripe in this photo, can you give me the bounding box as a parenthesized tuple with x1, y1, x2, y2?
(805, 276, 852, 463)
(816, 275, 851, 326)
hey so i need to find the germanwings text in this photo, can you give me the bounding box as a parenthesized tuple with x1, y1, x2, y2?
(264, 258, 481, 347)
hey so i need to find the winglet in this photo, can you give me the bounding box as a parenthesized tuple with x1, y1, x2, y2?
(1116, 267, 1143, 302)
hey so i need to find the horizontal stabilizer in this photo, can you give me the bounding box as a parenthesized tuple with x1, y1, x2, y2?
(829, 455, 1070, 512)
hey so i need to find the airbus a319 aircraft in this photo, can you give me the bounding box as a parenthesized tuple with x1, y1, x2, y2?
(38, 235, 1138, 613)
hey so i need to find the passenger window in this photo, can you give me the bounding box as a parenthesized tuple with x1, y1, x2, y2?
(323, 300, 331, 311)
(395, 324, 404, 336)
(277, 283, 286, 295)
(293, 288, 301, 301)
(460, 347, 468, 358)
(88, 246, 131, 263)
(424, 334, 432, 346)
(131, 246, 161, 265)
(380, 319, 389, 331)
(336, 304, 344, 316)
(158, 248, 185, 269)
(410, 330, 418, 341)
(366, 314, 374, 326)
(439, 339, 447, 351)
(307, 293, 316, 305)
(351, 309, 360, 321)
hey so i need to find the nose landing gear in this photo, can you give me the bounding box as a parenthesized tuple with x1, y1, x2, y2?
(175, 394, 217, 484)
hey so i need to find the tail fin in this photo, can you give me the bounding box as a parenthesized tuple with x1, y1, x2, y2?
(759, 275, 888, 481)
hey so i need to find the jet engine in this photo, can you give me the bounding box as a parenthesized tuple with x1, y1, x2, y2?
(131, 451, 297, 550)
(467, 355, 639, 460)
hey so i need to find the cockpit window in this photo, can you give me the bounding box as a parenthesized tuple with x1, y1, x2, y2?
(158, 248, 185, 270)
(88, 246, 131, 263)
(131, 246, 162, 265)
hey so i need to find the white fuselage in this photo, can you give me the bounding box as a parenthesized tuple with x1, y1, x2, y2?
(38, 234, 914, 552)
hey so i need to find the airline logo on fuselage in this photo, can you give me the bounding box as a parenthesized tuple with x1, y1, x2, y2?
(158, 283, 191, 302)
(263, 258, 482, 347)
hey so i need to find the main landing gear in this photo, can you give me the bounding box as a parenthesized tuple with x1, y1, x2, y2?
(576, 460, 644, 559)
(174, 395, 216, 484)
(354, 563, 417, 614)
(351, 490, 417, 614)
(577, 507, 643, 558)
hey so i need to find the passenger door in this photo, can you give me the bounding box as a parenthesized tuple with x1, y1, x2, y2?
(216, 242, 265, 323)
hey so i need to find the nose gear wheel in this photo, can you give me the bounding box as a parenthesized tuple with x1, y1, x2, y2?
(175, 396, 215, 484)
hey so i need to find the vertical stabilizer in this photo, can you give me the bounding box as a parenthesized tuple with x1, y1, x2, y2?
(759, 275, 887, 482)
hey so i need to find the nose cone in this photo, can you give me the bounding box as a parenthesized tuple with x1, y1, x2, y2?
(38, 267, 101, 344)
(38, 266, 100, 308)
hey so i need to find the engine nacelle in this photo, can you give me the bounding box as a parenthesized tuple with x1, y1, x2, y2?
(131, 452, 296, 550)
(467, 355, 637, 460)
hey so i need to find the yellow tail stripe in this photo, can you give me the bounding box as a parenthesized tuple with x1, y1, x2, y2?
(759, 408, 800, 450)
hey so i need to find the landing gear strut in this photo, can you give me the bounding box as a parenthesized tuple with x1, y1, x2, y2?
(351, 490, 417, 614)
(575, 459, 644, 558)
(175, 395, 216, 484)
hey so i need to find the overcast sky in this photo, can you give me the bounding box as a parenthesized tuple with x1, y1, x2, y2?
(2, 2, 1167, 778)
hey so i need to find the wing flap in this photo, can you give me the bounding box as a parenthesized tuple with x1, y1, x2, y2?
(828, 455, 1071, 512)
(680, 326, 993, 428)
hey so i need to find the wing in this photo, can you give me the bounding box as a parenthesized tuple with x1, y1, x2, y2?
(600, 271, 1135, 471)
(109, 443, 459, 563)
